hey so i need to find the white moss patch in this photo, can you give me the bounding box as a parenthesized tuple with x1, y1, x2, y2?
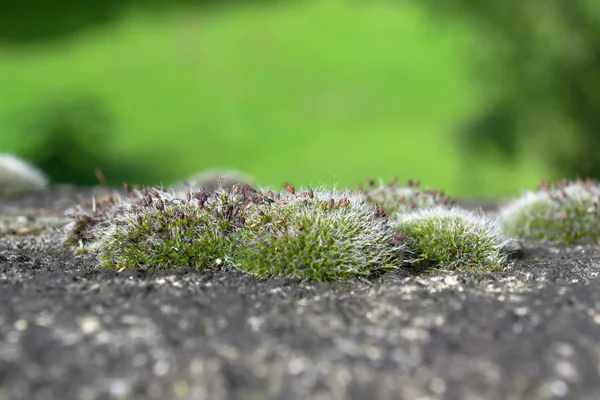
(0, 154, 48, 197)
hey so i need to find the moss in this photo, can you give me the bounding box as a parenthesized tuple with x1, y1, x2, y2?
(63, 183, 405, 280)
(65, 185, 250, 270)
(359, 177, 453, 218)
(97, 194, 240, 270)
(231, 187, 406, 281)
(63, 179, 522, 279)
(392, 206, 510, 273)
(499, 178, 600, 243)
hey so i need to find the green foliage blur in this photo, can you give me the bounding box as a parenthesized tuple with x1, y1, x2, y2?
(426, 0, 600, 179)
(1, 0, 598, 198)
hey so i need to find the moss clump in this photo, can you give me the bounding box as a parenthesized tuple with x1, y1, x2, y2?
(64, 183, 405, 280)
(359, 177, 453, 218)
(64, 184, 254, 270)
(0, 153, 48, 197)
(231, 186, 406, 281)
(97, 189, 250, 270)
(499, 178, 600, 244)
(392, 206, 510, 273)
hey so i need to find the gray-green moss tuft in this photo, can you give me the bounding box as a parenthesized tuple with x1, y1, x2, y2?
(392, 206, 511, 273)
(360, 177, 453, 218)
(64, 183, 406, 281)
(499, 178, 600, 243)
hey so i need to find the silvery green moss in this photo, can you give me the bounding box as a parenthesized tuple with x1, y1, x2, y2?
(392, 206, 511, 273)
(64, 184, 406, 281)
(499, 179, 600, 243)
(232, 187, 406, 281)
(360, 177, 453, 218)
(0, 153, 48, 197)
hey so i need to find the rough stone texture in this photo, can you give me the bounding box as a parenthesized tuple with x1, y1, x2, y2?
(1, 186, 600, 400)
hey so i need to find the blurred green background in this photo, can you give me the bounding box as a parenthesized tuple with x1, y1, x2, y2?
(1, 0, 599, 198)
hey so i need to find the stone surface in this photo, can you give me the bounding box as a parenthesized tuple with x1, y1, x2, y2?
(1, 187, 599, 400)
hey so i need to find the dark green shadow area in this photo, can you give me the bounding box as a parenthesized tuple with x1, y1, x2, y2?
(13, 94, 160, 187)
(0, 0, 281, 44)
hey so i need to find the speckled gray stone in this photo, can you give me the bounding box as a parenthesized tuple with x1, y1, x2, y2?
(1, 187, 600, 400)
